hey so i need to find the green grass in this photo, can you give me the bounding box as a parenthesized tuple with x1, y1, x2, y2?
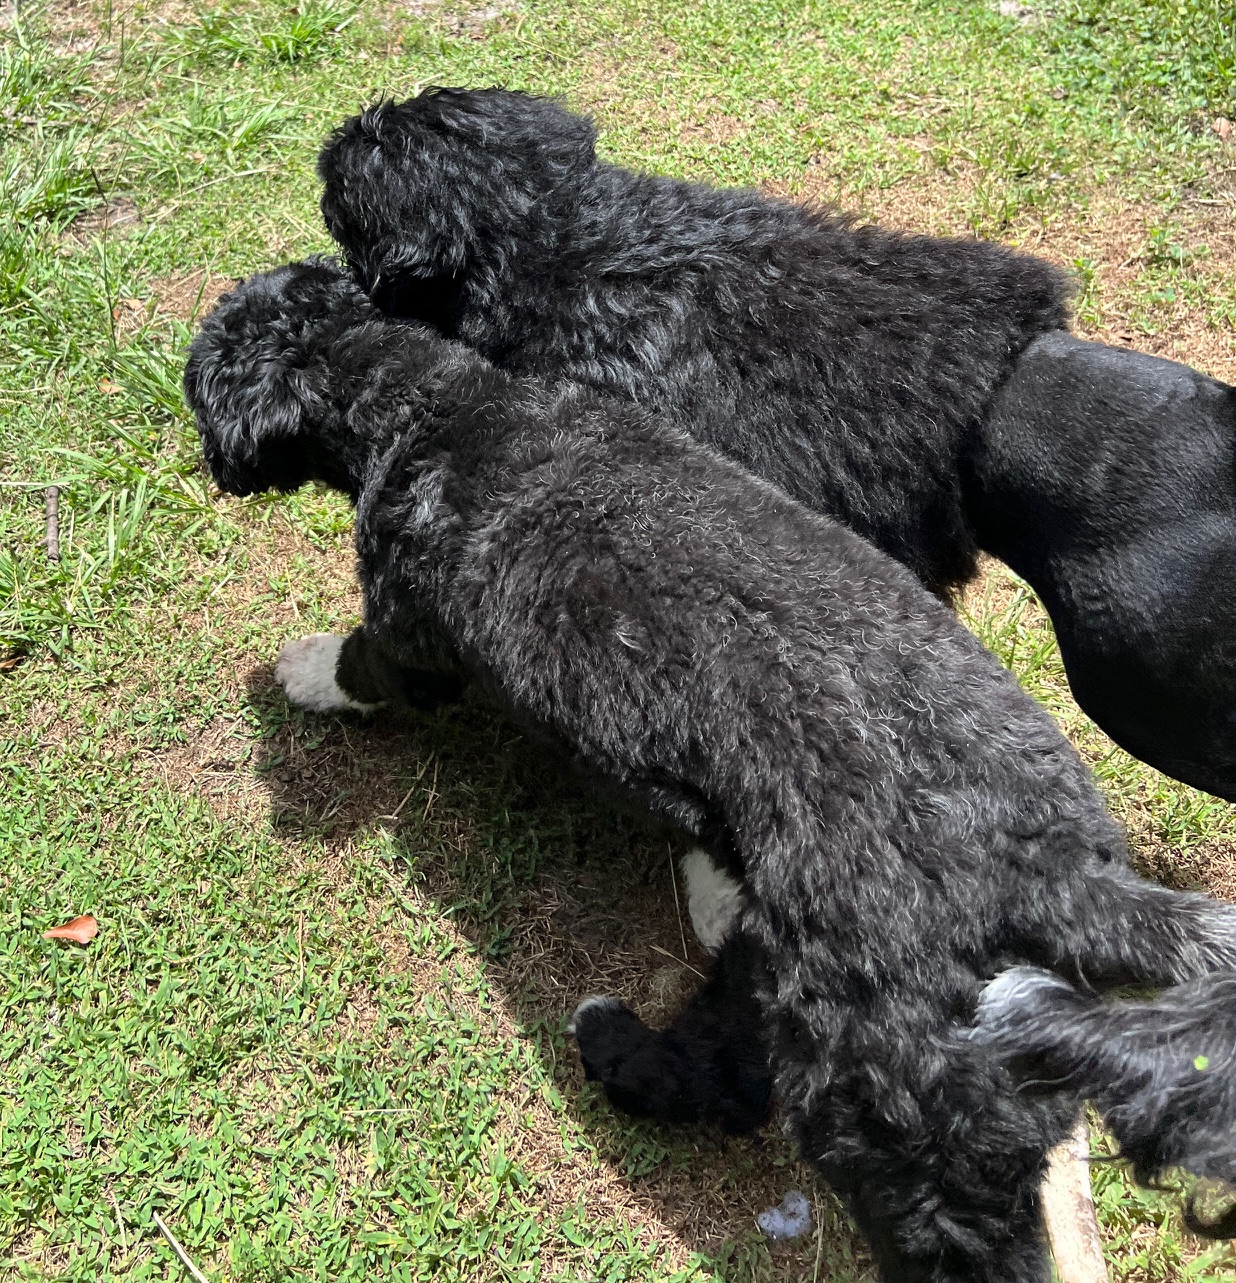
(2, 0, 1235, 1279)
(159, 2, 359, 69)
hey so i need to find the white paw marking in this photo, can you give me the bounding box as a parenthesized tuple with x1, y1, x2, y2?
(567, 994, 623, 1036)
(275, 633, 379, 713)
(682, 846, 744, 952)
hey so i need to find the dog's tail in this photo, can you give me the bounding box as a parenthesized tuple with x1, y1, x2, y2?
(974, 967, 1236, 1234)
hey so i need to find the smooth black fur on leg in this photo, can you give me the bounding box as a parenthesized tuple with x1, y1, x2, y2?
(967, 332, 1236, 798)
(317, 88, 1236, 798)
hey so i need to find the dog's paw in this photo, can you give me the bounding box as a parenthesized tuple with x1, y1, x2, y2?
(567, 995, 647, 1081)
(682, 847, 744, 951)
(275, 634, 380, 713)
(567, 994, 625, 1038)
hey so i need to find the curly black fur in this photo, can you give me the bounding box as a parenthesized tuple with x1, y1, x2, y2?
(318, 89, 1065, 601)
(316, 87, 1236, 800)
(185, 258, 1236, 1281)
(567, 930, 773, 1136)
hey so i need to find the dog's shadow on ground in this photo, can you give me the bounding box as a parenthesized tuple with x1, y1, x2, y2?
(240, 665, 864, 1273)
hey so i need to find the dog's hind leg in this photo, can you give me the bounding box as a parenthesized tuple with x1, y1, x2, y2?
(681, 846, 744, 952)
(1010, 862, 1236, 990)
(568, 930, 772, 1134)
(780, 1003, 1071, 1283)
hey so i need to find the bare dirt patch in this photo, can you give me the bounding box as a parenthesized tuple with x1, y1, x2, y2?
(103, 267, 234, 342)
(45, 0, 198, 45)
(151, 269, 237, 323)
(64, 196, 141, 243)
(148, 711, 266, 822)
(394, 0, 521, 41)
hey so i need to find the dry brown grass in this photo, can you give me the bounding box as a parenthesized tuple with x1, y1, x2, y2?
(151, 269, 237, 322)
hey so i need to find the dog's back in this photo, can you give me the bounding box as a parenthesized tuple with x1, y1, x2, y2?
(359, 365, 1120, 981)
(358, 356, 1233, 1282)
(321, 89, 1069, 596)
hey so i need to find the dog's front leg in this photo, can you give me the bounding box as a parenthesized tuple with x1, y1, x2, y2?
(276, 626, 464, 714)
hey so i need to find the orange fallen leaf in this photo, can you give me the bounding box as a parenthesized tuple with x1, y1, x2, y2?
(98, 378, 122, 395)
(43, 915, 98, 944)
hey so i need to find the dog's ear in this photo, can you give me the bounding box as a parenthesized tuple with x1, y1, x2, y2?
(183, 259, 374, 496)
(318, 89, 598, 296)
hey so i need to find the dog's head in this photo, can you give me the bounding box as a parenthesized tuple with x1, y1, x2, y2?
(184, 257, 392, 498)
(317, 88, 598, 327)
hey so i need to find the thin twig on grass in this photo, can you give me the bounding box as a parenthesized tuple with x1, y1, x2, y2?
(649, 941, 705, 980)
(421, 757, 440, 822)
(379, 758, 432, 823)
(110, 1193, 128, 1251)
(812, 1191, 825, 1282)
(151, 1210, 210, 1283)
(152, 168, 273, 222)
(667, 843, 691, 963)
(44, 486, 60, 561)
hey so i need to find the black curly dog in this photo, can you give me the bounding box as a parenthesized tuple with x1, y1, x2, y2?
(185, 258, 1236, 1283)
(316, 87, 1236, 801)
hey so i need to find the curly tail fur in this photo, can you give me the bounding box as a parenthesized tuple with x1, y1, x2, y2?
(974, 967, 1236, 1233)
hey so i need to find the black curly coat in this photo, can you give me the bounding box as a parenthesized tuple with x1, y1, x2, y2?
(316, 87, 1236, 800)
(185, 258, 1236, 1283)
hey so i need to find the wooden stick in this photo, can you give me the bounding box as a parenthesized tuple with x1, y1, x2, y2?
(668, 844, 690, 964)
(1041, 1118, 1109, 1283)
(151, 1211, 210, 1283)
(44, 486, 59, 561)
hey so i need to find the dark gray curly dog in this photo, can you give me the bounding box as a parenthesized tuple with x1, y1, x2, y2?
(316, 87, 1236, 800)
(184, 257, 1236, 1283)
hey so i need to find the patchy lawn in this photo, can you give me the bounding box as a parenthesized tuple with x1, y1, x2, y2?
(1, 0, 1234, 1278)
